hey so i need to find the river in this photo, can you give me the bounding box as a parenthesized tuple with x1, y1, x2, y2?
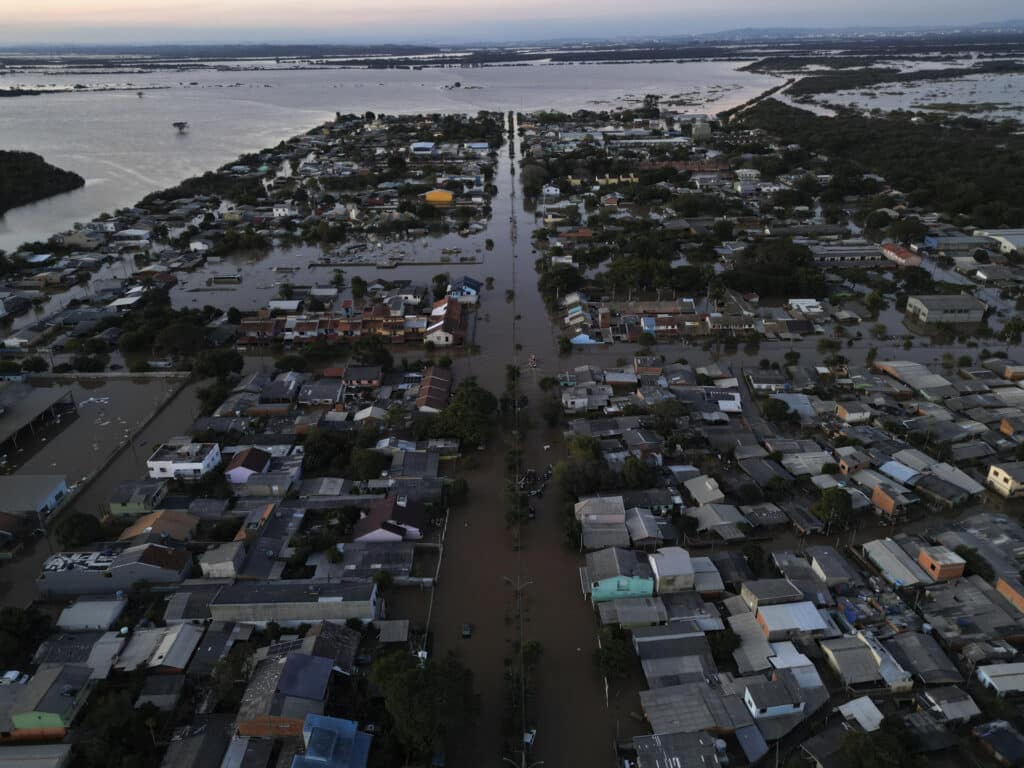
(0, 60, 780, 252)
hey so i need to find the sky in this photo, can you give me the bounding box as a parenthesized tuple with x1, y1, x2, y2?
(2, 0, 1022, 45)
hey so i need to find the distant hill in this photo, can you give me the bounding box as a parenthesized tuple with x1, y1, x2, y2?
(0, 151, 84, 217)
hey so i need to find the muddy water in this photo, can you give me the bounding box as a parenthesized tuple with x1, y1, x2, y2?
(424, 114, 622, 767)
(0, 375, 198, 608)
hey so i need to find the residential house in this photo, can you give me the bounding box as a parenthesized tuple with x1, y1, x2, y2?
(107, 480, 168, 519)
(987, 462, 1024, 499)
(224, 448, 272, 485)
(146, 442, 222, 481)
(0, 664, 93, 742)
(582, 547, 655, 603)
(351, 497, 430, 543)
(236, 653, 332, 738)
(117, 509, 198, 546)
(648, 547, 694, 594)
(291, 713, 372, 768)
(210, 582, 378, 626)
(37, 545, 191, 597)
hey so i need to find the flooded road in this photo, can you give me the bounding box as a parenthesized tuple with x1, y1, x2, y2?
(0, 375, 197, 608)
(427, 114, 625, 768)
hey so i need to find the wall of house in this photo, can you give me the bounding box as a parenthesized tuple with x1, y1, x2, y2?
(591, 576, 654, 603)
(238, 715, 304, 738)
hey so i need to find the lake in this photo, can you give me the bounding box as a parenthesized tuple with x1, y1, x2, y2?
(0, 61, 780, 252)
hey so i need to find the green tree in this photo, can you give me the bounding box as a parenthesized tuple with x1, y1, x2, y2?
(351, 275, 368, 299)
(370, 650, 479, 756)
(0, 606, 51, 669)
(594, 626, 632, 679)
(811, 487, 853, 527)
(54, 512, 102, 548)
(762, 398, 793, 423)
(193, 348, 243, 379)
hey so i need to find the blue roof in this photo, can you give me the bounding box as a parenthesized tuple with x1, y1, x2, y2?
(280, 653, 333, 701)
(292, 714, 372, 768)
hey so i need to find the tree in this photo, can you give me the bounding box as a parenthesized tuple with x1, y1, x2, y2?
(954, 545, 994, 581)
(811, 487, 852, 527)
(370, 650, 479, 756)
(622, 456, 657, 489)
(838, 718, 922, 768)
(54, 512, 102, 548)
(373, 570, 394, 591)
(0, 606, 51, 669)
(331, 269, 346, 289)
(762, 398, 793, 423)
(637, 331, 656, 348)
(351, 275, 368, 299)
(708, 627, 741, 665)
(193, 348, 243, 379)
(594, 626, 632, 679)
(17, 355, 47, 373)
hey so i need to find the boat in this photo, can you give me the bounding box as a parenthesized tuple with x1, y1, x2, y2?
(441, 247, 462, 255)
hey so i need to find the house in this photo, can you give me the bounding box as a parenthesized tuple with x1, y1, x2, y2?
(107, 480, 168, 518)
(236, 653, 333, 738)
(820, 632, 912, 692)
(146, 442, 221, 481)
(415, 367, 452, 413)
(37, 544, 191, 597)
(575, 496, 629, 551)
(648, 547, 694, 594)
(987, 462, 1024, 498)
(291, 713, 372, 768)
(918, 545, 966, 582)
(973, 720, 1024, 766)
(341, 366, 382, 390)
(117, 509, 198, 545)
(0, 664, 93, 742)
(923, 687, 981, 723)
(977, 663, 1024, 697)
(561, 384, 613, 414)
(581, 547, 655, 603)
(351, 497, 430, 542)
(683, 475, 725, 505)
(0, 475, 68, 523)
(199, 540, 247, 579)
(56, 597, 127, 631)
(424, 300, 466, 346)
(755, 602, 830, 641)
(836, 401, 872, 425)
(743, 678, 804, 721)
(446, 275, 482, 301)
(210, 582, 378, 626)
(424, 189, 453, 205)
(224, 448, 272, 485)
(905, 294, 986, 326)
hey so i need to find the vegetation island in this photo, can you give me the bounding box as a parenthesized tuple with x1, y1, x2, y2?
(0, 150, 85, 216)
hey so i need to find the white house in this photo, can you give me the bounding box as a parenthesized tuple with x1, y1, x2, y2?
(648, 547, 695, 594)
(199, 541, 246, 579)
(273, 204, 298, 218)
(147, 442, 221, 481)
(189, 239, 213, 253)
(977, 663, 1024, 697)
(224, 448, 272, 485)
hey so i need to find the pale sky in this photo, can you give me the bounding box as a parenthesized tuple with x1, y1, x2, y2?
(2, 0, 1021, 45)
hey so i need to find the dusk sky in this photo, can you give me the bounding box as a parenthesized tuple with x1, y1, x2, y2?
(3, 0, 1022, 44)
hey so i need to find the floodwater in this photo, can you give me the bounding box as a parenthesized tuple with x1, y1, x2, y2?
(0, 61, 780, 252)
(421, 114, 637, 768)
(0, 375, 189, 608)
(811, 70, 1024, 121)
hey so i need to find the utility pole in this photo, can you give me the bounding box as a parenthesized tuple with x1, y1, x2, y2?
(504, 574, 535, 768)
